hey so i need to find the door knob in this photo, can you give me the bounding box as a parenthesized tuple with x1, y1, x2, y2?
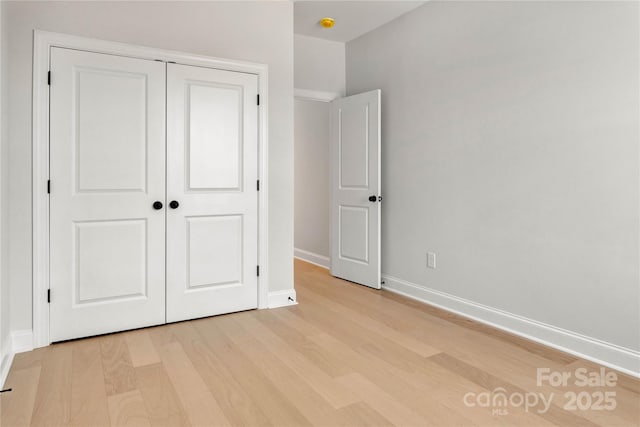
(169, 200, 180, 209)
(368, 195, 377, 202)
(153, 201, 163, 210)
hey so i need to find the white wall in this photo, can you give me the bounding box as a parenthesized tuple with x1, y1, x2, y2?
(0, 0, 10, 384)
(294, 34, 345, 95)
(293, 34, 345, 263)
(4, 1, 294, 333)
(347, 0, 639, 356)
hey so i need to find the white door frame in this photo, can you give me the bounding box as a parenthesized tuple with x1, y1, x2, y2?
(32, 30, 270, 348)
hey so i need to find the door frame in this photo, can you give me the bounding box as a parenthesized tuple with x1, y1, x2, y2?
(32, 30, 270, 348)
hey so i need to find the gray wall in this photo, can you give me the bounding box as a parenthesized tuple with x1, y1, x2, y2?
(346, 1, 639, 351)
(294, 34, 345, 95)
(4, 1, 294, 333)
(294, 35, 345, 259)
(295, 99, 331, 259)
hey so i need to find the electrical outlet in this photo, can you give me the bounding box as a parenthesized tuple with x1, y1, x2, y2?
(427, 252, 436, 269)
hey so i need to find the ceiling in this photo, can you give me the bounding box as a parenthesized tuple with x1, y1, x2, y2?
(294, 1, 425, 43)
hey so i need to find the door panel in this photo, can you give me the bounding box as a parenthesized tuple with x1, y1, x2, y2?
(339, 206, 369, 263)
(339, 105, 369, 188)
(50, 48, 166, 341)
(188, 83, 243, 190)
(74, 219, 147, 304)
(186, 215, 243, 289)
(75, 68, 148, 192)
(330, 90, 381, 289)
(166, 63, 259, 323)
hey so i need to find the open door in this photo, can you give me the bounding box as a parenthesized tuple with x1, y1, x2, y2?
(330, 90, 381, 289)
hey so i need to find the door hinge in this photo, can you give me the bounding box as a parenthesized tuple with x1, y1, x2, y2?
(256, 265, 260, 276)
(47, 71, 51, 86)
(47, 180, 50, 194)
(257, 180, 260, 191)
(257, 94, 260, 106)
(47, 289, 50, 303)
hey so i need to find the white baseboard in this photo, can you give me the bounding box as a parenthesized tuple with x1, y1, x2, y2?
(294, 248, 330, 269)
(382, 274, 640, 378)
(0, 335, 14, 388)
(268, 289, 298, 309)
(11, 329, 34, 354)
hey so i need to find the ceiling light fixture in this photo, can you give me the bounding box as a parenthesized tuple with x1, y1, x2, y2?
(319, 17, 335, 29)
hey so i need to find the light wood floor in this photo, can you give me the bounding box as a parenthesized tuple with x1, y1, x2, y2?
(1, 259, 639, 426)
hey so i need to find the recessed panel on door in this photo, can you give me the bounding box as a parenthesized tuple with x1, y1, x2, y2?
(49, 47, 166, 342)
(74, 219, 148, 304)
(339, 105, 369, 189)
(188, 83, 243, 191)
(76, 69, 148, 192)
(186, 215, 243, 289)
(167, 63, 259, 323)
(339, 206, 369, 264)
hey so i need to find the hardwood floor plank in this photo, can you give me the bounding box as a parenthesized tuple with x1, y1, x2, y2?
(329, 402, 394, 426)
(9, 347, 50, 371)
(30, 343, 73, 426)
(291, 294, 442, 375)
(124, 330, 161, 368)
(100, 334, 137, 396)
(253, 310, 353, 377)
(156, 341, 232, 427)
(305, 326, 531, 426)
(231, 312, 360, 409)
(0, 366, 41, 427)
(107, 389, 151, 427)
(217, 313, 343, 425)
(69, 338, 111, 426)
(301, 275, 441, 357)
(165, 320, 272, 426)
(146, 324, 178, 351)
(135, 363, 190, 427)
(335, 373, 425, 426)
(191, 317, 314, 426)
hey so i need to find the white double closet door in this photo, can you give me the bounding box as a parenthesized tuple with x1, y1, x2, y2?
(49, 47, 259, 342)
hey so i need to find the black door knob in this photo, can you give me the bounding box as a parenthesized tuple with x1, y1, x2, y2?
(153, 201, 163, 210)
(368, 195, 377, 202)
(169, 200, 180, 209)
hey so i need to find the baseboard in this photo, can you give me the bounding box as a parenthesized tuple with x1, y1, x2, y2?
(268, 289, 298, 309)
(11, 329, 34, 354)
(294, 248, 330, 269)
(0, 335, 14, 388)
(382, 274, 640, 378)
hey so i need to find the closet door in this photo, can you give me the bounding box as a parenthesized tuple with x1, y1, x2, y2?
(49, 48, 166, 341)
(166, 64, 259, 322)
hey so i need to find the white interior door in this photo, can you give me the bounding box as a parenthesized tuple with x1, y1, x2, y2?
(330, 90, 381, 289)
(50, 48, 167, 341)
(166, 63, 259, 322)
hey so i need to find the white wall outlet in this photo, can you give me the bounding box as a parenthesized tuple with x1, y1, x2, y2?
(427, 252, 436, 269)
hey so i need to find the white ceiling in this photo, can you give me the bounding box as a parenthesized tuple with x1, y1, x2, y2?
(294, 1, 425, 43)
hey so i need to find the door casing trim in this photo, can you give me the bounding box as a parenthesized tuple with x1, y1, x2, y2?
(33, 30, 270, 348)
